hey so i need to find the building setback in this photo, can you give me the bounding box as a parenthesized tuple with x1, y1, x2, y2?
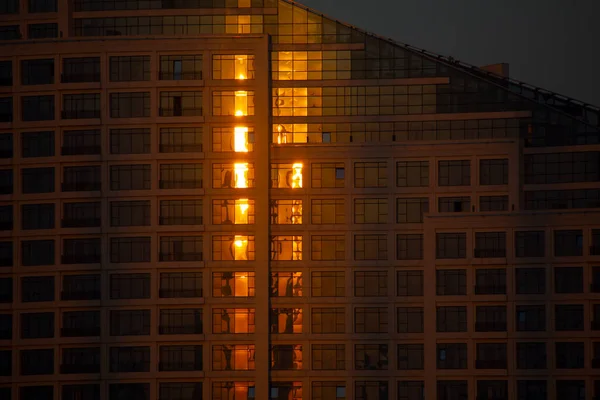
(0, 0, 600, 399)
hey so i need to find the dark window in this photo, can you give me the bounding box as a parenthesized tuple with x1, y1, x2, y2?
(555, 304, 584, 331)
(515, 231, 545, 257)
(110, 164, 151, 190)
(62, 238, 101, 264)
(21, 276, 54, 302)
(62, 57, 100, 83)
(477, 381, 508, 400)
(438, 196, 470, 213)
(0, 61, 11, 87)
(592, 229, 600, 255)
(524, 188, 600, 210)
(270, 344, 302, 370)
(475, 268, 506, 294)
(556, 342, 585, 369)
(474, 232, 506, 258)
(159, 383, 202, 400)
(397, 345, 424, 372)
(109, 384, 149, 400)
(397, 381, 424, 400)
(0, 133, 13, 158)
(397, 307, 424, 333)
(61, 347, 100, 374)
(62, 384, 101, 400)
(61, 274, 100, 301)
(110, 236, 151, 263)
(480, 195, 509, 211)
(525, 152, 600, 184)
(160, 199, 203, 225)
(515, 267, 546, 294)
(110, 92, 150, 118)
(517, 342, 547, 369)
(159, 127, 203, 153)
(109, 56, 150, 82)
(311, 307, 345, 334)
(396, 233, 423, 260)
(554, 267, 583, 293)
(436, 233, 466, 259)
(159, 91, 203, 117)
(436, 269, 466, 295)
(62, 165, 101, 191)
(353, 271, 387, 297)
(311, 344, 345, 370)
(354, 161, 387, 188)
(396, 161, 428, 187)
(0, 241, 12, 267)
(22, 95, 54, 121)
(437, 343, 467, 369)
(437, 381, 467, 400)
(438, 160, 470, 186)
(110, 309, 150, 336)
(62, 93, 100, 119)
(62, 129, 101, 156)
(0, 314, 11, 340)
(160, 55, 203, 80)
(0, 349, 10, 376)
(22, 130, 54, 157)
(21, 203, 54, 230)
(62, 202, 101, 228)
(159, 308, 203, 335)
(556, 381, 585, 400)
(476, 343, 507, 369)
(311, 271, 344, 297)
(28, 0, 58, 13)
(110, 200, 151, 227)
(159, 236, 203, 262)
(159, 345, 203, 371)
(554, 230, 583, 257)
(110, 273, 150, 299)
(28, 23, 58, 38)
(61, 310, 100, 337)
(517, 380, 547, 400)
(0, 0, 19, 14)
(0, 205, 11, 231)
(21, 58, 54, 85)
(354, 307, 387, 333)
(109, 346, 150, 372)
(397, 270, 423, 296)
(436, 306, 466, 332)
(355, 381, 388, 400)
(0, 169, 12, 195)
(21, 312, 54, 338)
(0, 97, 12, 122)
(0, 277, 11, 303)
(159, 163, 203, 189)
(475, 306, 507, 332)
(21, 239, 55, 266)
(22, 167, 54, 193)
(159, 272, 203, 298)
(21, 386, 53, 400)
(516, 305, 546, 331)
(396, 197, 429, 223)
(312, 382, 346, 400)
(0, 26, 20, 41)
(355, 344, 388, 370)
(480, 159, 508, 185)
(110, 128, 150, 154)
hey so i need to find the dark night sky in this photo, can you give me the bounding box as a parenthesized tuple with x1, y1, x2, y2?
(298, 0, 600, 106)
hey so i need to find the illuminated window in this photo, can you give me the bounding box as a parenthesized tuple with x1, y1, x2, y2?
(270, 272, 303, 297)
(272, 51, 322, 80)
(311, 235, 345, 261)
(212, 344, 255, 371)
(213, 127, 254, 152)
(312, 163, 345, 188)
(225, 15, 263, 34)
(271, 235, 303, 261)
(212, 308, 255, 334)
(311, 199, 345, 224)
(354, 198, 388, 224)
(270, 200, 302, 224)
(212, 235, 255, 261)
(212, 272, 255, 298)
(213, 91, 255, 116)
(355, 234, 388, 260)
(212, 199, 255, 225)
(213, 55, 255, 80)
(273, 87, 321, 117)
(270, 308, 303, 334)
(212, 163, 255, 189)
(271, 163, 303, 189)
(273, 123, 308, 144)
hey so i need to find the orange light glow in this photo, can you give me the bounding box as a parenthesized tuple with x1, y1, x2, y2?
(234, 126, 249, 152)
(234, 163, 249, 188)
(291, 163, 303, 188)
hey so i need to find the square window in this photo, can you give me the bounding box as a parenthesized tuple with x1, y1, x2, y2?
(335, 167, 344, 179)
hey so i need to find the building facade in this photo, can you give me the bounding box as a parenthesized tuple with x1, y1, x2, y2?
(0, 0, 600, 400)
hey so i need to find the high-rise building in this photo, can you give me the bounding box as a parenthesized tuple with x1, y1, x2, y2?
(0, 0, 599, 399)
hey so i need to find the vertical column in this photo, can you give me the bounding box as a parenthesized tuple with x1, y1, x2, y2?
(252, 35, 272, 399)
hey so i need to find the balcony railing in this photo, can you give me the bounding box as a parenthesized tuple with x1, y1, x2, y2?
(61, 218, 101, 228)
(474, 248, 506, 258)
(60, 364, 100, 374)
(158, 361, 202, 372)
(474, 285, 506, 295)
(61, 327, 101, 337)
(159, 144, 203, 153)
(61, 254, 101, 264)
(475, 359, 507, 369)
(159, 180, 203, 189)
(61, 145, 101, 156)
(61, 110, 101, 119)
(159, 108, 203, 117)
(159, 289, 203, 298)
(61, 182, 101, 192)
(61, 290, 101, 301)
(159, 325, 203, 335)
(61, 73, 101, 83)
(159, 216, 203, 226)
(475, 322, 507, 332)
(159, 252, 203, 262)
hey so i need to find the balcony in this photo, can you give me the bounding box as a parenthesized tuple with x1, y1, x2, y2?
(61, 110, 101, 119)
(159, 289, 203, 298)
(159, 180, 203, 189)
(159, 252, 203, 262)
(475, 322, 507, 332)
(474, 285, 506, 295)
(159, 325, 203, 335)
(61, 145, 101, 156)
(158, 361, 202, 372)
(61, 218, 101, 228)
(61, 73, 101, 83)
(590, 245, 600, 255)
(60, 364, 100, 374)
(475, 359, 507, 369)
(61, 182, 101, 192)
(159, 144, 203, 153)
(61, 254, 101, 264)
(159, 216, 203, 226)
(61, 327, 101, 337)
(159, 108, 203, 117)
(61, 290, 101, 301)
(474, 248, 506, 258)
